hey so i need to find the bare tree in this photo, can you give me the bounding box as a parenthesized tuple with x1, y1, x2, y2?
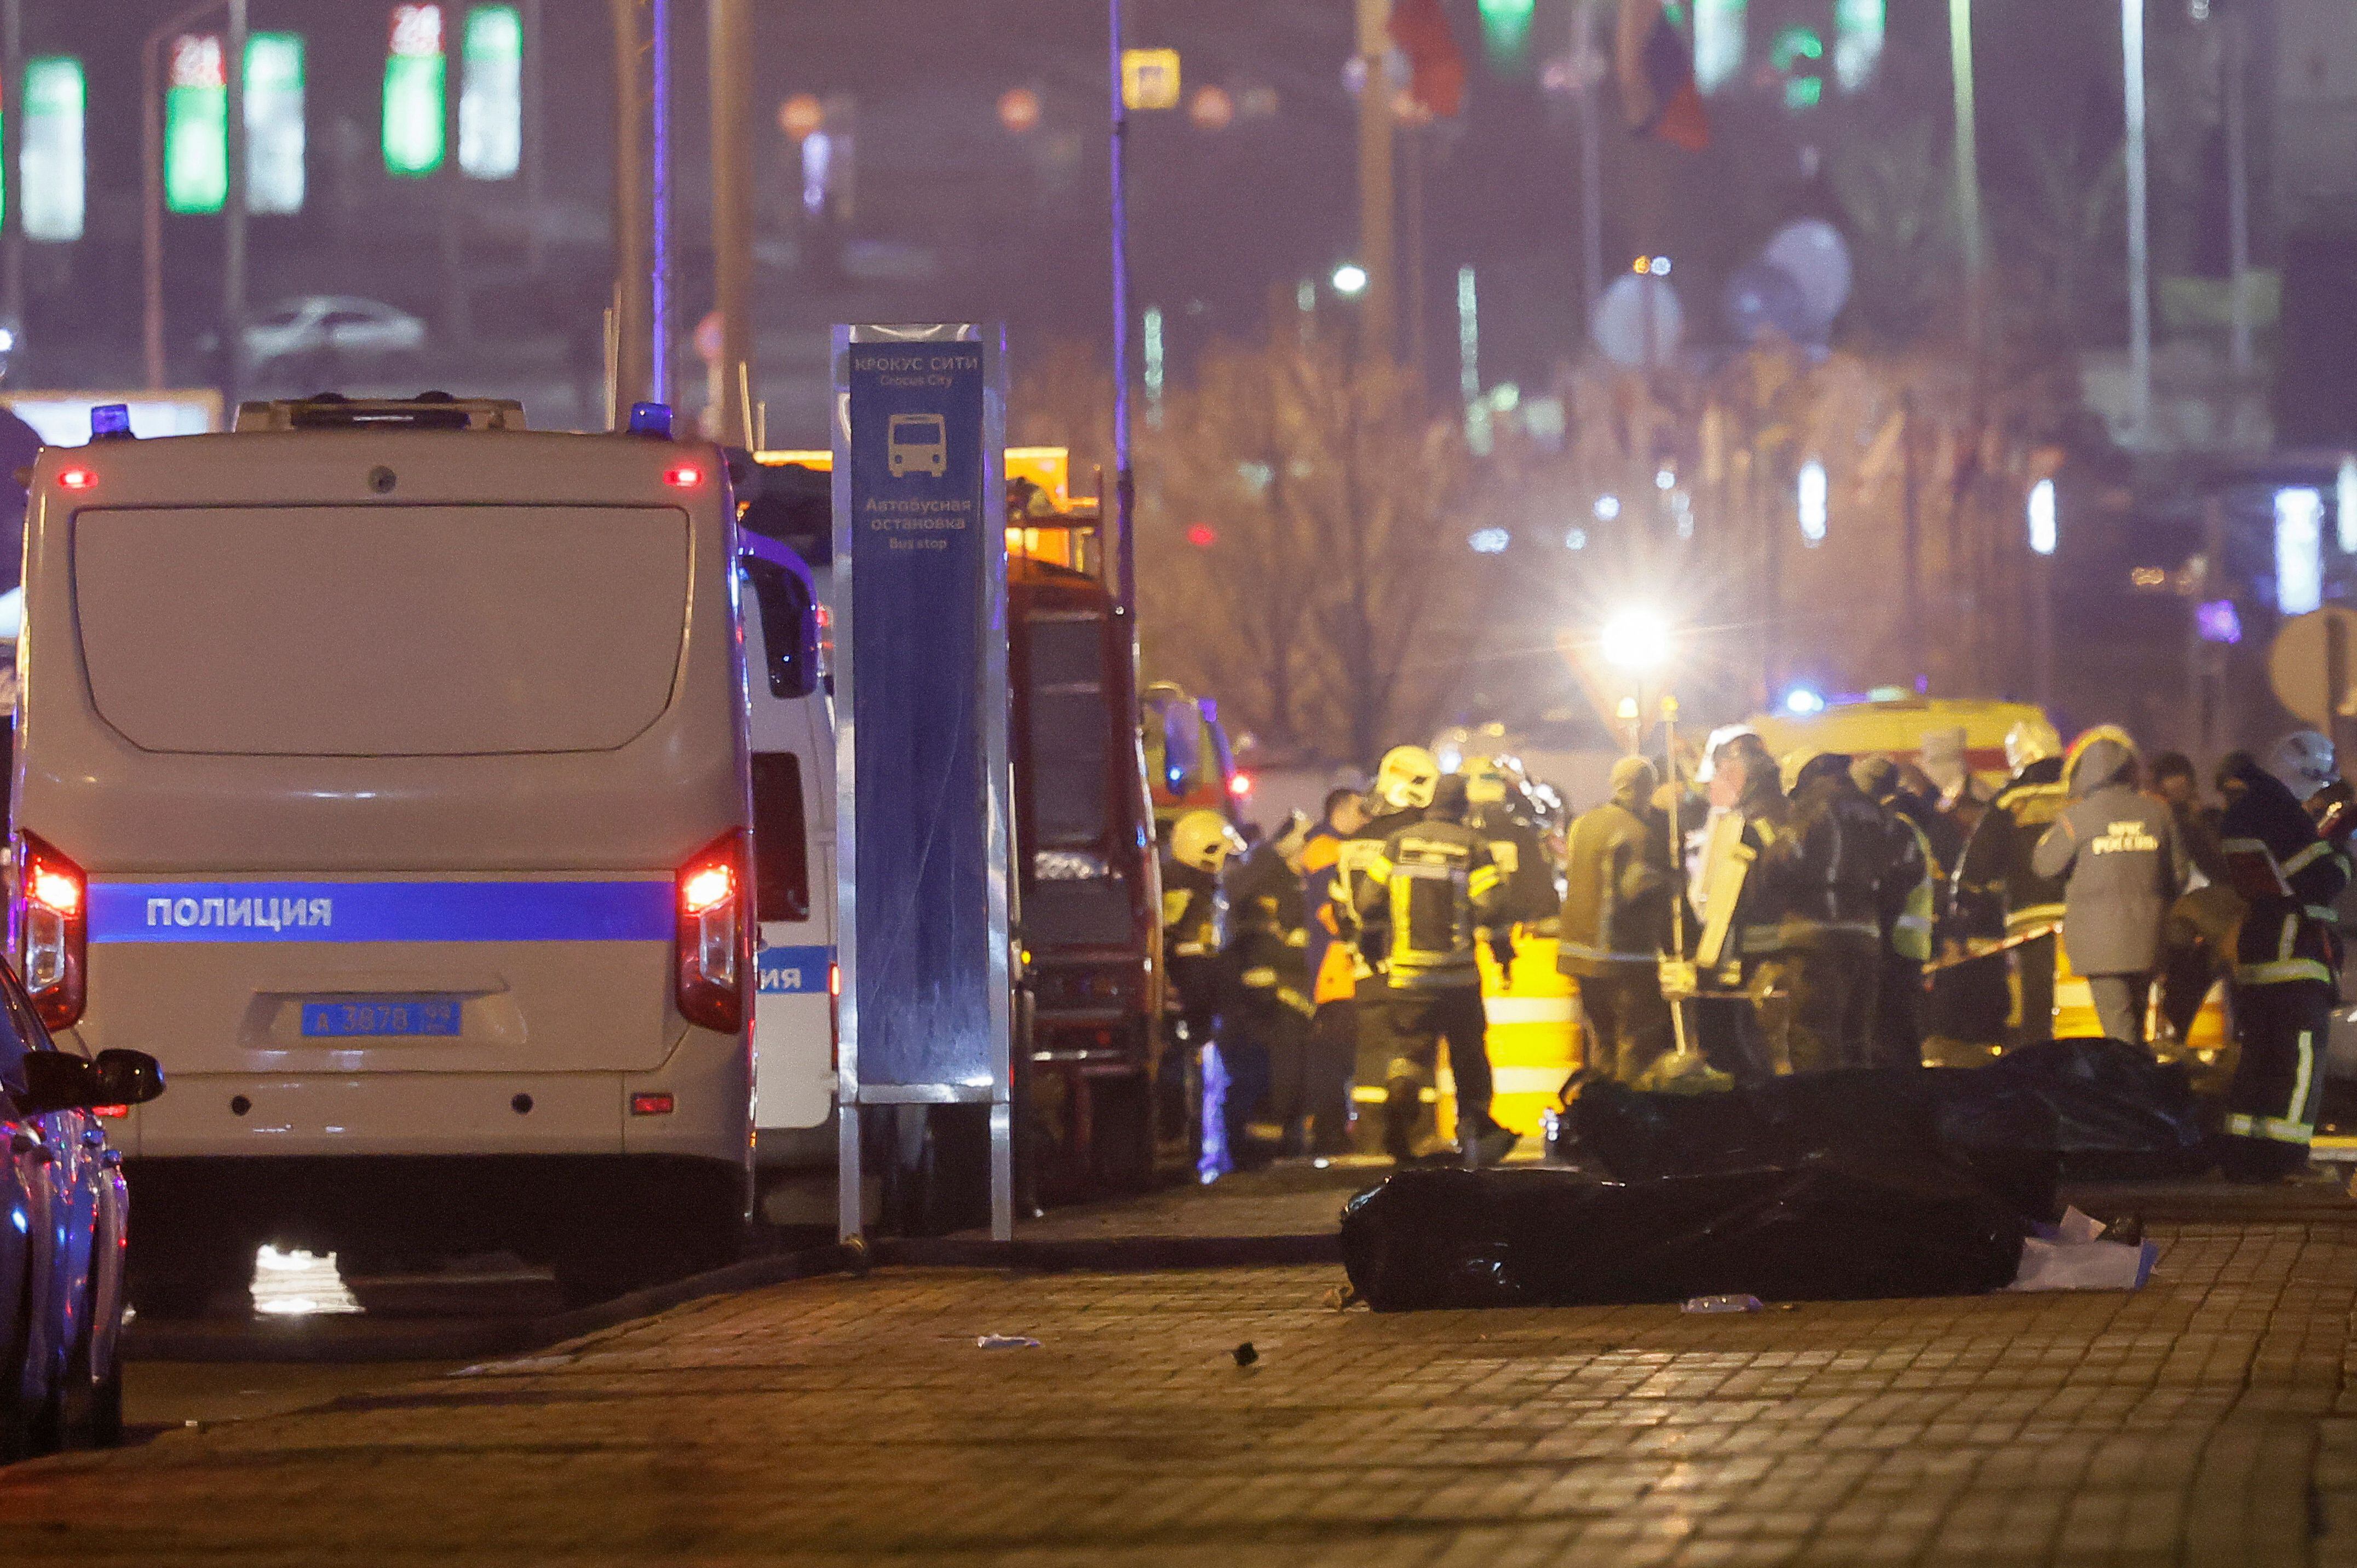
(1138, 324, 1477, 764)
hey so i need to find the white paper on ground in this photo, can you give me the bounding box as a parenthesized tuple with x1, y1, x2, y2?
(2006, 1208, 2157, 1292)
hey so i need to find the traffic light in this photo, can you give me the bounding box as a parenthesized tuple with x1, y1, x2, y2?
(1478, 0, 1536, 73)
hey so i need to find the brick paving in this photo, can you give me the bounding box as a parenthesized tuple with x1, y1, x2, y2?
(4, 1213, 2357, 1565)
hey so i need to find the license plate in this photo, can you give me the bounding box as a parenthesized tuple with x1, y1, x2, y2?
(300, 997, 463, 1037)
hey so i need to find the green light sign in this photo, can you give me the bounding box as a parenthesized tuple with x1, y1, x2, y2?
(165, 34, 228, 215)
(246, 33, 306, 215)
(383, 4, 447, 177)
(1477, 0, 1536, 72)
(22, 56, 84, 241)
(459, 5, 522, 178)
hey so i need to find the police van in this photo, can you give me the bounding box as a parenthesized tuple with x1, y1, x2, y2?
(14, 395, 755, 1305)
(733, 526, 837, 1179)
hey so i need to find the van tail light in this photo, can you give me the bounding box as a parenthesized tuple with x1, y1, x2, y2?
(676, 832, 750, 1033)
(15, 833, 87, 1030)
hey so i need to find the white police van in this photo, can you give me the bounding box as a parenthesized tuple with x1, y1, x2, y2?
(735, 531, 836, 1168)
(14, 395, 755, 1305)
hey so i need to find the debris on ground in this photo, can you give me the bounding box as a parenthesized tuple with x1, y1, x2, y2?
(1682, 1294, 1764, 1313)
(974, 1334, 1040, 1350)
(2005, 1206, 2159, 1292)
(1231, 1341, 1258, 1366)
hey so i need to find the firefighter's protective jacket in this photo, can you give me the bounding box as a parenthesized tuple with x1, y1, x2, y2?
(2217, 756, 2349, 989)
(1226, 842, 1313, 1018)
(1353, 818, 1505, 990)
(1556, 799, 1672, 976)
(2030, 730, 2185, 976)
(1298, 823, 1359, 1005)
(1956, 756, 2068, 938)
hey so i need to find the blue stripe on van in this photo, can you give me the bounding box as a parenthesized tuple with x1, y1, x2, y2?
(87, 881, 674, 943)
(757, 946, 833, 995)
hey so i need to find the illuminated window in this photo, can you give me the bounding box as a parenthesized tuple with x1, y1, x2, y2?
(1834, 0, 1885, 93)
(459, 5, 522, 179)
(165, 34, 228, 214)
(383, 4, 447, 177)
(245, 34, 305, 215)
(2277, 488, 2325, 616)
(1694, 0, 1744, 93)
(21, 57, 84, 241)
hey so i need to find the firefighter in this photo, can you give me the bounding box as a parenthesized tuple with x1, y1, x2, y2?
(1160, 809, 1243, 1141)
(1354, 773, 1518, 1166)
(1464, 755, 1563, 963)
(2030, 728, 2183, 1046)
(1761, 752, 1887, 1072)
(1333, 745, 1442, 1135)
(1297, 788, 1369, 1157)
(2150, 750, 2239, 1049)
(1853, 756, 1936, 1068)
(1954, 719, 2069, 1048)
(1558, 755, 1675, 1083)
(2213, 748, 2352, 1180)
(1227, 811, 1319, 1160)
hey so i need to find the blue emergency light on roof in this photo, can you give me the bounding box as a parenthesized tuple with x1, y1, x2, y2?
(89, 403, 134, 442)
(627, 401, 674, 439)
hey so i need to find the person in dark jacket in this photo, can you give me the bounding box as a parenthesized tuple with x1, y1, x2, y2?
(1853, 757, 1935, 1067)
(2150, 751, 2240, 1047)
(1296, 788, 1368, 1157)
(1160, 810, 1244, 1142)
(1759, 752, 1885, 1071)
(1355, 774, 1516, 1166)
(1221, 814, 1316, 1164)
(1956, 721, 2069, 1047)
(2031, 728, 2184, 1046)
(1559, 756, 1675, 1083)
(1465, 756, 1563, 954)
(2213, 750, 2352, 1178)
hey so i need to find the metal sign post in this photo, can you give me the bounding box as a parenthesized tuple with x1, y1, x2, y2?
(832, 323, 1013, 1245)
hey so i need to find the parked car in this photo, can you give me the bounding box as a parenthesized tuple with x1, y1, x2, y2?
(209, 296, 428, 373)
(0, 961, 162, 1456)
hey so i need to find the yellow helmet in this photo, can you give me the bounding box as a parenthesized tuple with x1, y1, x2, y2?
(2004, 718, 2062, 773)
(1373, 745, 1441, 811)
(1169, 810, 1245, 874)
(1462, 754, 1525, 806)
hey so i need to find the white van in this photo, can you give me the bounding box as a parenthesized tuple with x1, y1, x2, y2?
(735, 532, 837, 1166)
(14, 395, 754, 1306)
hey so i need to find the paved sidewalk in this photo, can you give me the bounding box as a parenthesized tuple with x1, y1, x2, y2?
(9, 1215, 2357, 1565)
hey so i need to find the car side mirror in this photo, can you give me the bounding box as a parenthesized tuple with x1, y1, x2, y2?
(16, 1050, 165, 1116)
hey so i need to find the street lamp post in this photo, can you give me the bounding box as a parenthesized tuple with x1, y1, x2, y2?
(142, 0, 232, 391)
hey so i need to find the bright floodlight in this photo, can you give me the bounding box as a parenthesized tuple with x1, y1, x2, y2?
(1785, 687, 1825, 715)
(1599, 608, 1671, 672)
(1331, 263, 1369, 296)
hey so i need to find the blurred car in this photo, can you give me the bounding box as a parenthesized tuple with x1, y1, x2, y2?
(0, 962, 163, 1456)
(208, 296, 428, 371)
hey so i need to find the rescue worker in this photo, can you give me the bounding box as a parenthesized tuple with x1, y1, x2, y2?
(1691, 730, 1787, 1082)
(1297, 788, 1369, 1157)
(2149, 750, 2239, 1048)
(1228, 812, 1319, 1160)
(1333, 745, 1442, 1140)
(1954, 719, 2069, 1047)
(1853, 756, 1936, 1067)
(1761, 752, 1887, 1072)
(1558, 756, 1675, 1083)
(1464, 755, 1562, 963)
(2030, 728, 2183, 1046)
(1354, 773, 1517, 1166)
(1160, 809, 1243, 1142)
(2213, 748, 2352, 1179)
